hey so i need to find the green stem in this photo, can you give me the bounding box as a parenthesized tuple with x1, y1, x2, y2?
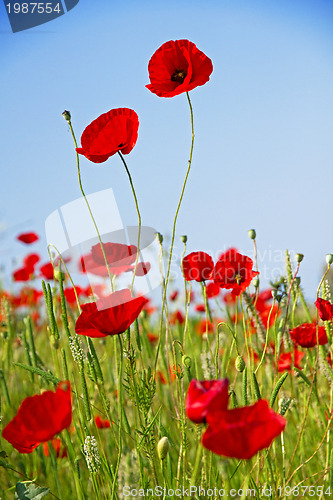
(156, 92, 194, 370)
(118, 151, 142, 291)
(67, 119, 114, 291)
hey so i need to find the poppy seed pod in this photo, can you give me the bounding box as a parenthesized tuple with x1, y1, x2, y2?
(157, 437, 170, 460)
(248, 229, 256, 240)
(181, 235, 187, 244)
(54, 269, 66, 282)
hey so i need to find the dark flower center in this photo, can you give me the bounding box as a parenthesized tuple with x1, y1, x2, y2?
(171, 69, 187, 83)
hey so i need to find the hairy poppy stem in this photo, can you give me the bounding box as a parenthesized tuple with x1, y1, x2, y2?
(118, 151, 142, 291)
(66, 119, 114, 291)
(156, 91, 195, 371)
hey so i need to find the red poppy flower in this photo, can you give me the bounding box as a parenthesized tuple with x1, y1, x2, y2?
(40, 262, 54, 280)
(132, 262, 151, 276)
(182, 252, 214, 282)
(42, 438, 67, 458)
(195, 304, 206, 313)
(223, 292, 237, 305)
(17, 232, 39, 244)
(186, 379, 229, 424)
(277, 349, 304, 372)
(147, 332, 159, 344)
(202, 400, 286, 460)
(11, 288, 43, 307)
(24, 253, 40, 270)
(170, 290, 179, 301)
(76, 108, 139, 163)
(315, 297, 333, 322)
(95, 416, 111, 429)
(169, 310, 185, 325)
(75, 289, 146, 338)
(289, 323, 328, 348)
(80, 242, 137, 276)
(63, 286, 83, 305)
(146, 39, 213, 98)
(13, 267, 33, 282)
(213, 248, 259, 296)
(206, 282, 220, 299)
(2, 381, 72, 454)
(196, 319, 214, 335)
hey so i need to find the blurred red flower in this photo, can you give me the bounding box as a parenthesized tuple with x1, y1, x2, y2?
(315, 297, 333, 321)
(213, 248, 259, 296)
(170, 290, 179, 301)
(277, 349, 304, 372)
(206, 282, 220, 299)
(95, 416, 111, 429)
(63, 286, 83, 305)
(81, 242, 137, 276)
(196, 318, 214, 335)
(76, 108, 139, 163)
(75, 289, 146, 338)
(289, 323, 328, 348)
(133, 262, 151, 276)
(169, 310, 185, 325)
(17, 232, 39, 244)
(2, 381, 72, 454)
(202, 400, 286, 459)
(40, 262, 54, 280)
(13, 267, 32, 282)
(24, 253, 40, 270)
(42, 438, 67, 458)
(146, 39, 213, 98)
(186, 379, 229, 424)
(182, 251, 214, 282)
(147, 332, 159, 344)
(195, 304, 206, 313)
(12, 288, 43, 307)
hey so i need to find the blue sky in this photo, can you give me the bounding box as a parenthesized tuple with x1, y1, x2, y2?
(1, 0, 333, 297)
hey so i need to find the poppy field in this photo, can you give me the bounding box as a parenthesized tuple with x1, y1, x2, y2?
(1, 39, 333, 500)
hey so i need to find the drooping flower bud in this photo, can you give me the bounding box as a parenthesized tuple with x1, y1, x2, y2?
(157, 436, 170, 460)
(248, 229, 256, 240)
(182, 355, 192, 368)
(180, 235, 187, 244)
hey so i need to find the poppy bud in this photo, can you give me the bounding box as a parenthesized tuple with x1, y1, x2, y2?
(326, 254, 333, 266)
(296, 253, 304, 263)
(62, 110, 71, 122)
(54, 269, 66, 282)
(253, 277, 259, 289)
(248, 229, 256, 240)
(271, 289, 278, 300)
(181, 235, 187, 244)
(182, 355, 192, 368)
(157, 436, 170, 460)
(155, 232, 163, 244)
(235, 355, 246, 373)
